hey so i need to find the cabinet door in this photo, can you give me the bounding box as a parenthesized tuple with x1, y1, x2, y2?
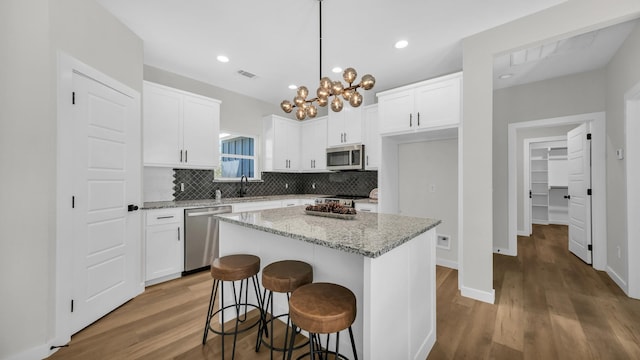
(342, 105, 362, 145)
(327, 110, 346, 147)
(145, 222, 182, 282)
(271, 118, 300, 171)
(143, 83, 182, 166)
(378, 90, 414, 135)
(286, 121, 301, 171)
(414, 77, 460, 129)
(301, 117, 327, 171)
(363, 105, 380, 170)
(182, 96, 220, 168)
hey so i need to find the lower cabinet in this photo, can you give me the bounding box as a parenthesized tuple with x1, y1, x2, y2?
(355, 202, 378, 213)
(145, 208, 184, 285)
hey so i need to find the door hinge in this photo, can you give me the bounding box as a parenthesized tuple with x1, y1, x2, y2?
(587, 188, 592, 196)
(72, 92, 75, 105)
(588, 244, 593, 251)
(71, 300, 74, 313)
(72, 196, 75, 208)
(586, 133, 592, 140)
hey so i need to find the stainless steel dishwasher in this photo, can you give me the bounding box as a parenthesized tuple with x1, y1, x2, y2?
(184, 205, 232, 274)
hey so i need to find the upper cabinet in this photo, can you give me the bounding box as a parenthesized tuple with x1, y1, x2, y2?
(301, 116, 327, 172)
(143, 81, 220, 169)
(263, 115, 301, 172)
(362, 105, 380, 170)
(377, 72, 461, 135)
(327, 104, 363, 147)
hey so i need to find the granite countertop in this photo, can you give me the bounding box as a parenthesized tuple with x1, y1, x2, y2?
(142, 194, 328, 210)
(216, 206, 440, 258)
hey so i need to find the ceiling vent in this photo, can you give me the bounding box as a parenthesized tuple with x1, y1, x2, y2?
(237, 70, 257, 79)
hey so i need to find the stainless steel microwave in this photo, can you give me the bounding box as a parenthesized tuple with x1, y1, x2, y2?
(326, 144, 365, 171)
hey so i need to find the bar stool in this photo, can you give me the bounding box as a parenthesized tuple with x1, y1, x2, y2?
(202, 254, 265, 360)
(257, 260, 313, 359)
(287, 282, 358, 360)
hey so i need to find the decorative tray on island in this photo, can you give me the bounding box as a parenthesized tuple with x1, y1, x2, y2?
(304, 210, 356, 220)
(304, 203, 357, 220)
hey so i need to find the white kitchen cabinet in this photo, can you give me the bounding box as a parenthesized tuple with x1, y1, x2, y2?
(362, 105, 380, 170)
(143, 81, 220, 169)
(377, 72, 461, 135)
(327, 103, 363, 147)
(355, 202, 378, 213)
(263, 115, 301, 172)
(144, 208, 184, 285)
(301, 116, 327, 172)
(232, 200, 284, 212)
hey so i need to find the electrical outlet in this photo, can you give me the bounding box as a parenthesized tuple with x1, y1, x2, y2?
(312, 182, 316, 189)
(285, 183, 289, 189)
(617, 246, 621, 259)
(429, 184, 436, 193)
(180, 183, 185, 192)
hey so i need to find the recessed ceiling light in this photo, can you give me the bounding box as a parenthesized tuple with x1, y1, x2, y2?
(288, 84, 297, 90)
(498, 73, 514, 79)
(332, 67, 342, 73)
(395, 40, 408, 49)
(216, 55, 229, 63)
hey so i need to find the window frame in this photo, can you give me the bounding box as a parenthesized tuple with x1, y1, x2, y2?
(215, 131, 260, 181)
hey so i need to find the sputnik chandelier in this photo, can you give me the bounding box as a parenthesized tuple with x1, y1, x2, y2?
(280, 0, 375, 121)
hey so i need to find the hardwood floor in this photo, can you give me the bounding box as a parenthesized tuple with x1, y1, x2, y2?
(49, 224, 640, 359)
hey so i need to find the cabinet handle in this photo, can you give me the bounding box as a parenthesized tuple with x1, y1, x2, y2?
(177, 227, 180, 241)
(185, 150, 188, 163)
(344, 133, 347, 143)
(409, 113, 412, 127)
(156, 215, 174, 219)
(366, 155, 369, 166)
(417, 112, 420, 126)
(180, 150, 183, 162)
(340, 133, 344, 143)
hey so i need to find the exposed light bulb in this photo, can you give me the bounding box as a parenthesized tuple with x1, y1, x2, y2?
(395, 40, 408, 49)
(216, 55, 229, 63)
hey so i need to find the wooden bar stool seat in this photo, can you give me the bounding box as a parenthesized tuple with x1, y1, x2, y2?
(287, 282, 358, 360)
(202, 254, 266, 360)
(257, 260, 313, 358)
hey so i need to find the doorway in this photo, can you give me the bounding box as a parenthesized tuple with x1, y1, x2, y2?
(507, 112, 606, 270)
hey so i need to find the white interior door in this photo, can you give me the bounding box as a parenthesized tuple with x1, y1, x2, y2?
(71, 72, 141, 333)
(567, 123, 592, 264)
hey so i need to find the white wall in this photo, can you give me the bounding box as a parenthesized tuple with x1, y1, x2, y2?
(462, 0, 640, 302)
(398, 139, 459, 268)
(605, 21, 640, 288)
(0, 0, 143, 358)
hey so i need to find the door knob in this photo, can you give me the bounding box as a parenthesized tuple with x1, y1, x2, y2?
(128, 204, 139, 212)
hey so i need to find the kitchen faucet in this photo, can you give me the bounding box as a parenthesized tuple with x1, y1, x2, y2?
(239, 175, 248, 197)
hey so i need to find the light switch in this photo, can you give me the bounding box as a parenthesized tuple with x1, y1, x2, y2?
(616, 148, 624, 160)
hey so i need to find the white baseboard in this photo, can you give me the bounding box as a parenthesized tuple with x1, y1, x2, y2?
(517, 230, 529, 237)
(5, 342, 54, 360)
(607, 266, 628, 295)
(461, 285, 495, 304)
(436, 257, 458, 269)
(493, 247, 516, 256)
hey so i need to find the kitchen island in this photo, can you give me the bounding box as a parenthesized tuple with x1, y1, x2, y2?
(216, 205, 440, 360)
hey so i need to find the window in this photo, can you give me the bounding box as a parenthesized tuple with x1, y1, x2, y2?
(215, 132, 258, 180)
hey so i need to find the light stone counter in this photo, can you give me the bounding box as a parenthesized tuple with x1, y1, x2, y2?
(142, 194, 327, 210)
(216, 205, 440, 258)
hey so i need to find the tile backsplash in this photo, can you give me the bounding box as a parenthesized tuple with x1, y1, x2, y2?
(171, 169, 378, 201)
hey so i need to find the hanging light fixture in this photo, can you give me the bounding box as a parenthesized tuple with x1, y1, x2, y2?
(281, 0, 375, 121)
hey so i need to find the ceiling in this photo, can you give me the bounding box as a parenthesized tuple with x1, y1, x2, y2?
(494, 19, 638, 89)
(96, 0, 610, 106)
